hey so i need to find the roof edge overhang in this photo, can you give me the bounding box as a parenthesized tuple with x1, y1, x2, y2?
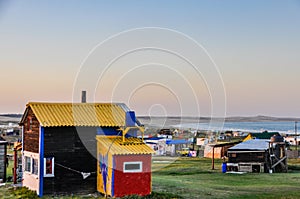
(42, 125, 122, 128)
(228, 150, 267, 153)
(19, 104, 30, 126)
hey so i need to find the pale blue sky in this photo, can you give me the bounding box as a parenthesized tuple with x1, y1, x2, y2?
(0, 0, 300, 117)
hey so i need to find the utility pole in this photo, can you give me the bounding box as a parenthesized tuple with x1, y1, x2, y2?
(295, 121, 298, 156)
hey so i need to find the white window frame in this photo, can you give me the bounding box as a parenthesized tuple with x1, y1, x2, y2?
(44, 157, 55, 177)
(123, 161, 142, 173)
(24, 156, 31, 173)
(24, 154, 39, 176)
(32, 158, 38, 175)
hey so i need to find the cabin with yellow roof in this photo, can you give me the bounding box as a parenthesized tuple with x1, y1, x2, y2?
(97, 136, 153, 197)
(19, 102, 151, 197)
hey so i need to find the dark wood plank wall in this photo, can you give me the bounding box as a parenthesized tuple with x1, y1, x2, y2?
(23, 108, 40, 153)
(228, 151, 267, 163)
(43, 127, 97, 195)
(0, 143, 7, 182)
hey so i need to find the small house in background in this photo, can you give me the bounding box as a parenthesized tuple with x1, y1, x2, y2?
(19, 102, 143, 197)
(144, 138, 191, 156)
(204, 142, 239, 159)
(196, 138, 208, 146)
(243, 131, 280, 141)
(0, 140, 8, 182)
(166, 139, 192, 156)
(227, 136, 287, 173)
(96, 136, 153, 198)
(144, 137, 164, 155)
(284, 136, 300, 146)
(227, 139, 269, 173)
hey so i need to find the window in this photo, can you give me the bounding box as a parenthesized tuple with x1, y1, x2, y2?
(25, 156, 31, 172)
(44, 157, 54, 177)
(32, 158, 38, 175)
(24, 156, 39, 175)
(123, 161, 142, 173)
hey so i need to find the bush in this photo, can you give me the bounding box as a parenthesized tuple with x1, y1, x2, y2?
(9, 187, 38, 199)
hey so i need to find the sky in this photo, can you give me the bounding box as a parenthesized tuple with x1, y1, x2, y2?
(0, 0, 300, 117)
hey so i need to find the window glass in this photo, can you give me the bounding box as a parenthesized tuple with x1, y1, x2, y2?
(44, 157, 54, 177)
(25, 156, 31, 172)
(32, 158, 38, 175)
(123, 162, 142, 173)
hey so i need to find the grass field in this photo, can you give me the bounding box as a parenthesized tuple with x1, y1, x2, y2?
(1, 157, 300, 198)
(152, 157, 300, 199)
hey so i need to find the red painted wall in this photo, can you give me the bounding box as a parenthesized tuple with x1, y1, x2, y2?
(113, 154, 151, 197)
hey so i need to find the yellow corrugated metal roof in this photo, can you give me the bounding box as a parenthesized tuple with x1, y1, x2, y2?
(96, 136, 154, 155)
(24, 102, 127, 127)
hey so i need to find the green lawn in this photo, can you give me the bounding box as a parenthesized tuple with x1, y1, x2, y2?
(152, 157, 300, 199)
(1, 157, 300, 198)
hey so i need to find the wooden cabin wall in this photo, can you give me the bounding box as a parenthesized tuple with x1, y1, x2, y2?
(113, 154, 152, 197)
(0, 143, 7, 182)
(23, 108, 40, 153)
(43, 127, 97, 195)
(228, 151, 266, 163)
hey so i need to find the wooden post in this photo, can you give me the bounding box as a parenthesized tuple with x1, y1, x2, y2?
(212, 146, 215, 170)
(295, 121, 298, 156)
(13, 149, 17, 184)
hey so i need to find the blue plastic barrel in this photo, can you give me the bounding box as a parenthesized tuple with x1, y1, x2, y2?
(222, 162, 227, 173)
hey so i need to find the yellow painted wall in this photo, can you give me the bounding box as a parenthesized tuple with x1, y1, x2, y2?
(97, 142, 113, 196)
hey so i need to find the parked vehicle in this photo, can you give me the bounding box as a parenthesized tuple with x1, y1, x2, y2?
(177, 147, 190, 156)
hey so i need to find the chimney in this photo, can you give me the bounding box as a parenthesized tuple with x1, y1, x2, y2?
(81, 90, 86, 103)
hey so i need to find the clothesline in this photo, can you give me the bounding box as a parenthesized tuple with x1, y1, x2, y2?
(55, 162, 96, 179)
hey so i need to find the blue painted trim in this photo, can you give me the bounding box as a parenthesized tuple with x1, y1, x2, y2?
(97, 127, 120, 136)
(97, 127, 137, 137)
(111, 156, 115, 197)
(39, 126, 44, 197)
(126, 111, 136, 127)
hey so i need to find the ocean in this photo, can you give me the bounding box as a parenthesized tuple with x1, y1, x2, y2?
(173, 121, 298, 134)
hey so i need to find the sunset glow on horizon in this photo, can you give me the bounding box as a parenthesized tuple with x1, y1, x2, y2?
(1, 1, 300, 117)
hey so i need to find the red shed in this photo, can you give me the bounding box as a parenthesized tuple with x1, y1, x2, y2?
(96, 136, 154, 198)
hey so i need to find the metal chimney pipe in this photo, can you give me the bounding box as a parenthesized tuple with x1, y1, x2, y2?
(81, 90, 86, 103)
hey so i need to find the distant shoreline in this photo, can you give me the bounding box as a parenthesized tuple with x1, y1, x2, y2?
(137, 116, 300, 123)
(1, 114, 299, 125)
(0, 114, 299, 121)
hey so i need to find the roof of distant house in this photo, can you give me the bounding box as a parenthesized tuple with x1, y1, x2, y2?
(166, 139, 191, 145)
(228, 139, 270, 151)
(19, 102, 132, 127)
(243, 131, 280, 141)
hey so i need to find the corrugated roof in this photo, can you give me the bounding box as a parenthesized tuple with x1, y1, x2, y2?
(96, 136, 154, 155)
(228, 139, 270, 151)
(21, 102, 128, 127)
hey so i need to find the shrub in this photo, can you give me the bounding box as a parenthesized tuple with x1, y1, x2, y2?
(9, 187, 38, 199)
